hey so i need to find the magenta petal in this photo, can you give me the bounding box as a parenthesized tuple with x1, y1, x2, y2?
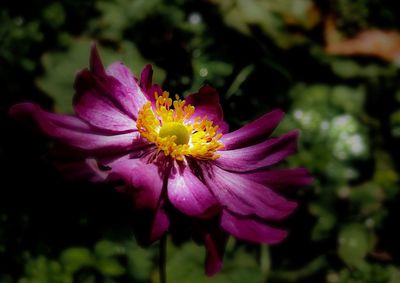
(108, 157, 169, 243)
(221, 210, 287, 244)
(245, 168, 313, 189)
(10, 103, 137, 153)
(55, 158, 109, 182)
(76, 46, 149, 124)
(106, 62, 149, 117)
(220, 109, 285, 150)
(150, 202, 170, 242)
(204, 228, 227, 276)
(185, 85, 229, 134)
(90, 43, 106, 76)
(74, 74, 136, 132)
(74, 69, 138, 132)
(140, 64, 153, 91)
(168, 164, 218, 217)
(205, 166, 297, 220)
(108, 158, 164, 210)
(215, 131, 299, 172)
(139, 64, 163, 106)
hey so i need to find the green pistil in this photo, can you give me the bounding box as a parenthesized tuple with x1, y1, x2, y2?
(159, 122, 190, 145)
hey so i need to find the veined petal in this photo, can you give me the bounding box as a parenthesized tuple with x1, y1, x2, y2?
(220, 109, 284, 150)
(108, 157, 169, 243)
(10, 103, 137, 153)
(74, 69, 137, 132)
(168, 163, 219, 217)
(205, 165, 297, 220)
(244, 168, 313, 189)
(221, 210, 287, 244)
(215, 131, 299, 172)
(139, 64, 163, 105)
(75, 45, 150, 129)
(185, 85, 229, 134)
(106, 62, 149, 116)
(108, 158, 164, 210)
(46, 112, 96, 132)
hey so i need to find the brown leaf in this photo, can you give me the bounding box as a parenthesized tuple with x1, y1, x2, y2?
(324, 17, 400, 62)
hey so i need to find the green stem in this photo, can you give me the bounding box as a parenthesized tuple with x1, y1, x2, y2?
(260, 244, 271, 282)
(159, 235, 167, 283)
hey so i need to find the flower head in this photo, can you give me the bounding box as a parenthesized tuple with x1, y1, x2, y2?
(10, 44, 312, 276)
(136, 91, 223, 161)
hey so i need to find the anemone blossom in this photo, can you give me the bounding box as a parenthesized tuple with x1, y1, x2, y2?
(10, 45, 312, 276)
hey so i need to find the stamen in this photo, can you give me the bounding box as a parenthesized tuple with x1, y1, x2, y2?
(136, 92, 223, 160)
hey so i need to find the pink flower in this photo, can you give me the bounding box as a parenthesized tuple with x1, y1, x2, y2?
(10, 45, 312, 275)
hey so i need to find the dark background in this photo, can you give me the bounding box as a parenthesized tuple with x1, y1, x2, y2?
(1, 0, 400, 282)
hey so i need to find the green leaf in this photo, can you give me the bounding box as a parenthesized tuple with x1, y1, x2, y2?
(18, 256, 67, 283)
(42, 3, 65, 29)
(95, 240, 125, 258)
(388, 266, 400, 283)
(309, 204, 337, 240)
(125, 241, 154, 281)
(60, 247, 94, 273)
(338, 224, 371, 267)
(96, 258, 125, 276)
(159, 239, 262, 283)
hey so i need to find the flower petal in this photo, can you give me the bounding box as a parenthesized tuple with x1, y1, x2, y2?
(133, 203, 170, 244)
(108, 157, 164, 210)
(106, 62, 149, 116)
(10, 103, 137, 153)
(215, 131, 299, 172)
(54, 158, 109, 182)
(245, 168, 313, 189)
(75, 45, 150, 130)
(140, 64, 153, 91)
(139, 64, 163, 105)
(204, 228, 227, 276)
(168, 163, 219, 217)
(221, 210, 287, 244)
(185, 85, 229, 134)
(108, 157, 169, 243)
(90, 43, 106, 76)
(220, 109, 284, 150)
(204, 165, 297, 220)
(74, 69, 137, 132)
(149, 202, 170, 242)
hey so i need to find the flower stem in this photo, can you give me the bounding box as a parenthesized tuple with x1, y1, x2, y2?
(260, 244, 270, 281)
(159, 234, 167, 283)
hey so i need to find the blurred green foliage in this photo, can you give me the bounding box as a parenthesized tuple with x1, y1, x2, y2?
(2, 0, 400, 282)
(17, 240, 154, 283)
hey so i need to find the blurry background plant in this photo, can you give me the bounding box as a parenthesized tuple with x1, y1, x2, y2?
(1, 0, 400, 282)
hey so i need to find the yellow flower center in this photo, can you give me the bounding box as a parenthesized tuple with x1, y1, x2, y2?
(136, 91, 223, 161)
(159, 122, 190, 145)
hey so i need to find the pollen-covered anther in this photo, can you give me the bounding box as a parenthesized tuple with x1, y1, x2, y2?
(136, 92, 223, 160)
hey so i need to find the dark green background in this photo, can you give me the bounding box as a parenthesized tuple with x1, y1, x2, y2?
(1, 0, 400, 282)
